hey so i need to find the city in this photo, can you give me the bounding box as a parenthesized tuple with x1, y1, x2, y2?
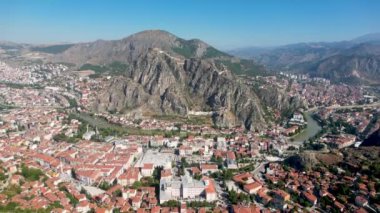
(0, 56, 379, 212)
(1, 1, 380, 213)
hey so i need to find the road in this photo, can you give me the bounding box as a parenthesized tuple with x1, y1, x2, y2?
(329, 102, 380, 109)
(306, 101, 380, 113)
(252, 161, 266, 181)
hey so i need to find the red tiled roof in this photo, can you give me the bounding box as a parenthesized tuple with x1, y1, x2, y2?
(232, 204, 260, 213)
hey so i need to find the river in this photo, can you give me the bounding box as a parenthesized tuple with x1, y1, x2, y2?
(291, 111, 322, 145)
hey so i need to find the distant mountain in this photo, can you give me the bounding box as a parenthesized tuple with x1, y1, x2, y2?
(229, 33, 380, 85)
(351, 32, 380, 43)
(228, 46, 275, 59)
(0, 41, 28, 50)
(24, 30, 301, 129)
(30, 44, 74, 54)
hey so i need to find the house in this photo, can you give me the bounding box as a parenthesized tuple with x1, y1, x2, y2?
(132, 196, 142, 210)
(302, 191, 317, 205)
(122, 189, 136, 199)
(200, 164, 218, 174)
(273, 189, 290, 202)
(33, 153, 60, 170)
(203, 177, 217, 202)
(233, 173, 255, 185)
(76, 200, 91, 213)
(257, 189, 272, 205)
(118, 168, 141, 186)
(10, 174, 24, 185)
(272, 189, 290, 209)
(334, 201, 345, 212)
(161, 169, 172, 181)
(178, 145, 192, 156)
(226, 151, 237, 169)
(232, 204, 261, 213)
(243, 182, 262, 194)
(141, 163, 154, 177)
(76, 170, 101, 185)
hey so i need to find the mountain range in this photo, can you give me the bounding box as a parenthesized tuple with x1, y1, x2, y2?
(229, 33, 380, 85)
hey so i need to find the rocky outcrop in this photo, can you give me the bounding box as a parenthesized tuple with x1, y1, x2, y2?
(94, 49, 266, 129)
(285, 152, 319, 171)
(255, 85, 306, 113)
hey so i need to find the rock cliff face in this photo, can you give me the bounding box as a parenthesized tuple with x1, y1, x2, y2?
(254, 85, 306, 114)
(94, 49, 266, 129)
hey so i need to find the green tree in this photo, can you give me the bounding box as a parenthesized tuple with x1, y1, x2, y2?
(228, 189, 238, 204)
(21, 164, 43, 181)
(132, 181, 142, 189)
(161, 200, 180, 207)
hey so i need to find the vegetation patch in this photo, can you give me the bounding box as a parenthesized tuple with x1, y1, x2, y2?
(172, 39, 198, 58)
(79, 61, 129, 78)
(0, 82, 44, 89)
(203, 47, 229, 58)
(21, 164, 44, 181)
(31, 44, 74, 54)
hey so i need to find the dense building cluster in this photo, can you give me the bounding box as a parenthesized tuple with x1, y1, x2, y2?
(0, 61, 379, 212)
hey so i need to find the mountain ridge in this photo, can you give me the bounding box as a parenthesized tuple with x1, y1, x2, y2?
(229, 33, 380, 84)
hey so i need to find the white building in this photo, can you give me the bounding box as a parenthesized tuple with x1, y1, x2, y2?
(159, 173, 217, 203)
(135, 150, 173, 169)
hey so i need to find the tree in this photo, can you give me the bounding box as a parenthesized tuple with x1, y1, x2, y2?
(112, 189, 122, 197)
(223, 169, 233, 181)
(181, 157, 189, 167)
(161, 200, 180, 207)
(98, 182, 112, 190)
(153, 166, 163, 181)
(216, 156, 224, 169)
(238, 193, 251, 204)
(228, 189, 238, 204)
(194, 173, 202, 180)
(132, 181, 142, 189)
(21, 164, 43, 181)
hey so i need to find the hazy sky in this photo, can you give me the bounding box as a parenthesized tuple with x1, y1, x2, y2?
(1, 0, 380, 49)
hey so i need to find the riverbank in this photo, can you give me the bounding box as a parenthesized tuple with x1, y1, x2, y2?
(291, 111, 322, 145)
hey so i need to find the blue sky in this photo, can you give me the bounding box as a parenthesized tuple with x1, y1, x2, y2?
(1, 0, 379, 49)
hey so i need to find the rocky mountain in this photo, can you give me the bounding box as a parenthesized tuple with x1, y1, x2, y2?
(94, 49, 266, 129)
(25, 30, 302, 129)
(229, 33, 380, 84)
(50, 30, 225, 65)
(45, 30, 267, 76)
(302, 45, 380, 84)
